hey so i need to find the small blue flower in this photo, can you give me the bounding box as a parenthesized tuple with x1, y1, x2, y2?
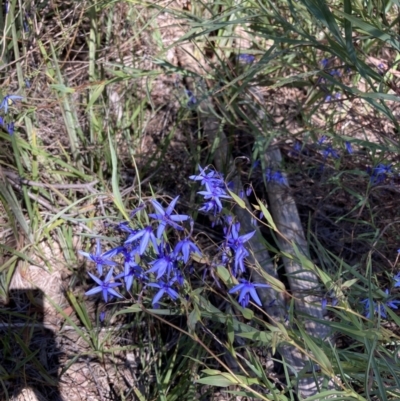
(394, 273, 400, 288)
(229, 279, 271, 308)
(174, 237, 201, 264)
(237, 54, 256, 64)
(345, 141, 353, 154)
(265, 168, 285, 185)
(321, 298, 328, 310)
(329, 69, 341, 77)
(0, 94, 23, 114)
(112, 246, 142, 290)
(384, 289, 400, 312)
(323, 145, 339, 159)
(291, 141, 302, 156)
(190, 165, 224, 187)
(147, 280, 179, 305)
(318, 136, 327, 145)
(149, 196, 190, 238)
(386, 299, 400, 310)
(125, 226, 157, 255)
(79, 239, 118, 276)
(369, 163, 392, 184)
(147, 243, 178, 279)
(85, 267, 123, 303)
(198, 184, 231, 215)
(6, 122, 14, 135)
(361, 298, 386, 319)
(225, 222, 255, 275)
(320, 58, 329, 68)
(185, 90, 197, 107)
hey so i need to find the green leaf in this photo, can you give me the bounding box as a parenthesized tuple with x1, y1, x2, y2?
(114, 303, 142, 316)
(188, 308, 200, 332)
(341, 278, 358, 289)
(50, 84, 75, 93)
(298, 325, 333, 375)
(227, 189, 246, 208)
(108, 131, 130, 221)
(257, 199, 277, 231)
(236, 330, 272, 344)
(196, 375, 233, 387)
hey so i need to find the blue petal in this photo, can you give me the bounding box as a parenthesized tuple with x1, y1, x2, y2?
(152, 289, 166, 305)
(85, 287, 102, 296)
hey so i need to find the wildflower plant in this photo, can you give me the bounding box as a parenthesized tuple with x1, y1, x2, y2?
(80, 165, 272, 313)
(0, 93, 22, 135)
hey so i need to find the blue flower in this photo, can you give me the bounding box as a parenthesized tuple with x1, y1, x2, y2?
(321, 298, 328, 310)
(147, 243, 178, 279)
(85, 267, 123, 303)
(112, 246, 142, 290)
(323, 145, 339, 159)
(345, 141, 353, 154)
(174, 237, 201, 263)
(116, 263, 143, 291)
(0, 94, 23, 114)
(191, 166, 233, 216)
(185, 90, 197, 107)
(265, 168, 285, 185)
(149, 196, 189, 238)
(320, 58, 329, 68)
(124, 225, 157, 255)
(6, 122, 14, 135)
(189, 165, 224, 188)
(318, 136, 327, 145)
(369, 163, 392, 184)
(384, 289, 400, 310)
(329, 69, 341, 77)
(361, 298, 386, 319)
(291, 141, 302, 157)
(237, 54, 255, 64)
(360, 292, 400, 319)
(229, 280, 271, 308)
(225, 222, 255, 275)
(394, 273, 400, 288)
(147, 280, 179, 305)
(198, 184, 231, 215)
(79, 238, 117, 276)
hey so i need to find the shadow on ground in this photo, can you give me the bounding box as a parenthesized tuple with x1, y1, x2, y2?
(0, 289, 63, 400)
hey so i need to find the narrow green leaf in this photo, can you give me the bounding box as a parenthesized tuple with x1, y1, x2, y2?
(227, 189, 246, 208)
(257, 200, 277, 231)
(196, 375, 233, 387)
(298, 325, 333, 375)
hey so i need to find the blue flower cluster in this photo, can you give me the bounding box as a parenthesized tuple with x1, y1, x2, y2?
(80, 166, 272, 310)
(80, 164, 400, 319)
(361, 289, 400, 319)
(0, 94, 22, 135)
